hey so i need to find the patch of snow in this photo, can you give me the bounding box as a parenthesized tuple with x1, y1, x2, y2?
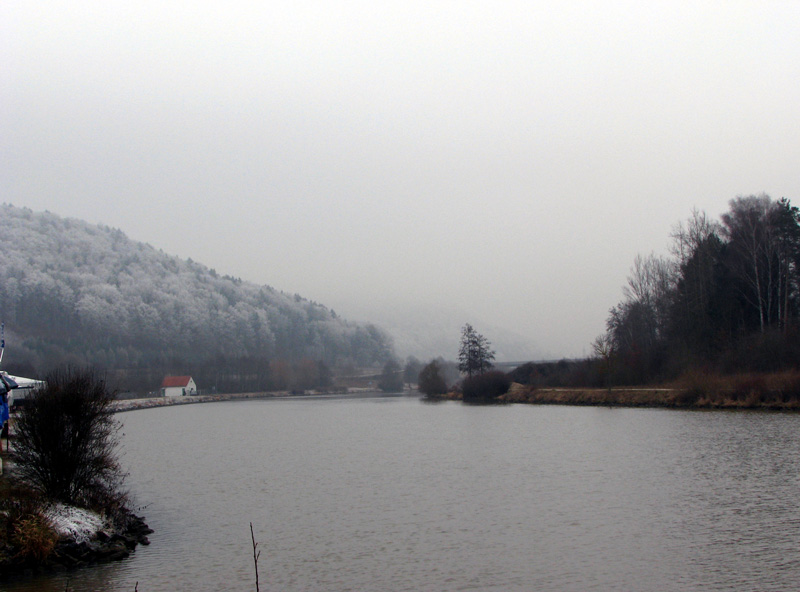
(43, 503, 106, 544)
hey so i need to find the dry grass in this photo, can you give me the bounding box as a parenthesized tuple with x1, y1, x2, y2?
(11, 512, 58, 562)
(500, 385, 682, 407)
(1, 477, 54, 564)
(497, 372, 800, 410)
(671, 370, 800, 409)
(423, 390, 463, 401)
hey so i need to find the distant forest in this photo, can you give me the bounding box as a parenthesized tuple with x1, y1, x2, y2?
(0, 204, 393, 393)
(6, 196, 798, 397)
(514, 194, 800, 389)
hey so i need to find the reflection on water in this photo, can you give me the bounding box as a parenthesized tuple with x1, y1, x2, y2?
(6, 395, 800, 591)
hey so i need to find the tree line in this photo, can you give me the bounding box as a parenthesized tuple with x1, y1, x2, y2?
(412, 194, 800, 397)
(600, 194, 800, 385)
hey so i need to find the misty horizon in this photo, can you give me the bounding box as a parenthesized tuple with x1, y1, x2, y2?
(3, 2, 799, 358)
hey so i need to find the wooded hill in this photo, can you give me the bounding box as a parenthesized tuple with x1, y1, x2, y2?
(0, 204, 393, 393)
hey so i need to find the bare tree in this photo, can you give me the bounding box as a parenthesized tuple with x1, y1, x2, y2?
(622, 253, 675, 342)
(592, 333, 614, 390)
(721, 194, 778, 333)
(13, 367, 126, 507)
(670, 209, 719, 268)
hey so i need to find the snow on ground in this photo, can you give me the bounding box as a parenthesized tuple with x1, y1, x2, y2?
(43, 503, 106, 543)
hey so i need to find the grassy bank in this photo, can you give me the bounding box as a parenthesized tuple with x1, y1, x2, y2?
(431, 371, 800, 410)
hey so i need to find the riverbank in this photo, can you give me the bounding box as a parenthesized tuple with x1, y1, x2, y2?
(430, 381, 800, 410)
(111, 388, 363, 413)
(112, 390, 287, 413)
(0, 394, 157, 579)
(0, 470, 153, 579)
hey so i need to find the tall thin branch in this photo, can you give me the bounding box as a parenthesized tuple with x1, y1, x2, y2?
(250, 522, 261, 592)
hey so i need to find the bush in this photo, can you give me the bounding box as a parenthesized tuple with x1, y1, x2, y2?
(418, 360, 448, 396)
(13, 367, 126, 508)
(461, 371, 512, 403)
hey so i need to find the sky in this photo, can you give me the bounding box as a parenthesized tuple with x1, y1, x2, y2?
(3, 1, 800, 360)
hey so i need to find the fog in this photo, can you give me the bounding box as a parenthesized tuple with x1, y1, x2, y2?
(3, 1, 799, 359)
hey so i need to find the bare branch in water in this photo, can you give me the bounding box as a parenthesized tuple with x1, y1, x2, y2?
(250, 522, 262, 592)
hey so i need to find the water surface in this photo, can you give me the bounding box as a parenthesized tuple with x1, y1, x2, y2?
(7, 395, 800, 591)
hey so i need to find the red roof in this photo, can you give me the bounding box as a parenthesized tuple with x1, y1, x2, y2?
(161, 375, 192, 388)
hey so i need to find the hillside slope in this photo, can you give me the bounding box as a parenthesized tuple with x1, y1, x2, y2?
(0, 204, 393, 391)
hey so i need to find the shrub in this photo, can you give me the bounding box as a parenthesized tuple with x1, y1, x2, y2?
(13, 367, 126, 508)
(418, 360, 448, 396)
(378, 359, 404, 393)
(461, 371, 511, 403)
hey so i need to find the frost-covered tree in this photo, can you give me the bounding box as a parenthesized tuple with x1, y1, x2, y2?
(0, 204, 394, 389)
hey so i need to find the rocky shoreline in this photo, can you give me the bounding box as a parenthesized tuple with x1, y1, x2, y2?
(112, 390, 282, 412)
(0, 507, 153, 579)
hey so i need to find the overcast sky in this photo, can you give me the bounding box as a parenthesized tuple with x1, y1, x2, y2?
(3, 1, 799, 359)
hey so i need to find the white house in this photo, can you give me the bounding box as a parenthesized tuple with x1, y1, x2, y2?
(161, 375, 197, 397)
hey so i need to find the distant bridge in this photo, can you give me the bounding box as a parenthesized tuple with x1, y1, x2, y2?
(493, 359, 582, 373)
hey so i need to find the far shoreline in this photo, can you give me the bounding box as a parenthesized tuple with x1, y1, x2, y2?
(428, 383, 800, 411)
(111, 390, 287, 413)
(112, 384, 800, 413)
(441, 383, 800, 411)
(111, 388, 404, 413)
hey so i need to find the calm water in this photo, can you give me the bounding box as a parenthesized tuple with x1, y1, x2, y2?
(6, 394, 800, 591)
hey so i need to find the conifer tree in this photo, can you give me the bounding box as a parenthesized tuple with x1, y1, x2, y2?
(457, 323, 495, 377)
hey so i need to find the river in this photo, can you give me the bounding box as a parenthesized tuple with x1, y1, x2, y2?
(6, 393, 800, 591)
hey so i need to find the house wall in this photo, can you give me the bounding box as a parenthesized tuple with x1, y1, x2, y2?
(162, 386, 184, 397)
(162, 378, 197, 397)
